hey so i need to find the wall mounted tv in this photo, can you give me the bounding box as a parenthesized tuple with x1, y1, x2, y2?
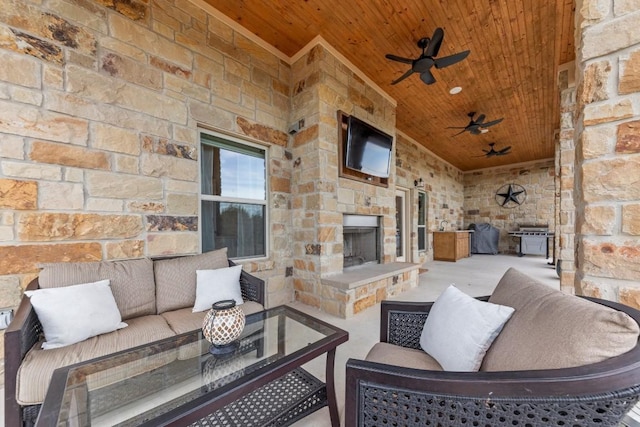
(345, 116, 393, 178)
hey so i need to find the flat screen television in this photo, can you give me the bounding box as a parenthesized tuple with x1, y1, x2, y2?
(345, 116, 393, 178)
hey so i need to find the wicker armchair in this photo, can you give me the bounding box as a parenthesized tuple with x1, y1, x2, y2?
(345, 297, 640, 427)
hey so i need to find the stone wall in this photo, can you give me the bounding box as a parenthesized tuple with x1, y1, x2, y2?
(395, 132, 465, 262)
(288, 43, 398, 315)
(574, 0, 640, 302)
(0, 0, 296, 334)
(463, 160, 556, 253)
(557, 76, 577, 294)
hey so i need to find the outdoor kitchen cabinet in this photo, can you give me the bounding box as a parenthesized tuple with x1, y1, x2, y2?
(433, 231, 472, 262)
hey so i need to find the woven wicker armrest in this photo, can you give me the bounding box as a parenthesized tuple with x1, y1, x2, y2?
(345, 355, 640, 427)
(380, 297, 490, 349)
(230, 259, 266, 307)
(5, 278, 43, 427)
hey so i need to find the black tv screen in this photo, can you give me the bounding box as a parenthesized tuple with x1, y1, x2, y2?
(345, 116, 393, 178)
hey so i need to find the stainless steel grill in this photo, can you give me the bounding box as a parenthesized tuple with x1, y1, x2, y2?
(509, 225, 554, 257)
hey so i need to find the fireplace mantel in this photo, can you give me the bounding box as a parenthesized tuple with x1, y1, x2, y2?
(319, 262, 420, 317)
(322, 262, 418, 290)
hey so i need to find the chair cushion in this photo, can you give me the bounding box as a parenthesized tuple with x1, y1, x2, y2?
(38, 258, 155, 320)
(16, 315, 176, 405)
(366, 342, 443, 371)
(154, 249, 229, 314)
(25, 279, 127, 349)
(482, 268, 640, 371)
(420, 285, 514, 371)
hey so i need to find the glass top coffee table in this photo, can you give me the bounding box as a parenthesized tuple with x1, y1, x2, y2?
(36, 305, 348, 427)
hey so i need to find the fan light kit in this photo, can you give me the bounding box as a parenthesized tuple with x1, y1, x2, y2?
(385, 27, 470, 86)
(447, 112, 504, 136)
(449, 86, 462, 95)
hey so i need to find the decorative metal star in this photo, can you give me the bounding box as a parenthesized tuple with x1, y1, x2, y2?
(496, 184, 526, 207)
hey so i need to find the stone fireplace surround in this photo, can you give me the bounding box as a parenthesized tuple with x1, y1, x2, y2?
(319, 214, 420, 318)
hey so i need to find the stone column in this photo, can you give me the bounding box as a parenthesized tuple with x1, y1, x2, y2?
(574, 0, 640, 301)
(557, 67, 577, 294)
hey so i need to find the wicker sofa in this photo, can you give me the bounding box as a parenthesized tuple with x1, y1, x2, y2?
(346, 268, 640, 427)
(5, 249, 265, 427)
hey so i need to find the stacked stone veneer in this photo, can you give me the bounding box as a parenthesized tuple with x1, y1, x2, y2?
(288, 44, 420, 317)
(573, 1, 640, 302)
(395, 132, 465, 262)
(0, 0, 298, 353)
(463, 160, 556, 254)
(557, 69, 577, 294)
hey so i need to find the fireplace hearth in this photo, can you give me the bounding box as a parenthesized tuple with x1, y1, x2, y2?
(343, 215, 381, 269)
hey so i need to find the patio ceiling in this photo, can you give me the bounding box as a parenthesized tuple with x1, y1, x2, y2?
(203, 0, 575, 171)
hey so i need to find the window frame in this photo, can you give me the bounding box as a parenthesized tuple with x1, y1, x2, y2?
(417, 190, 427, 252)
(198, 129, 269, 261)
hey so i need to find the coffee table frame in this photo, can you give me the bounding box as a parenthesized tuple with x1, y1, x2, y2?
(36, 305, 348, 427)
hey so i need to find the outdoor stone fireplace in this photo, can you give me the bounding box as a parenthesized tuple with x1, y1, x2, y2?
(343, 215, 381, 269)
(289, 43, 421, 318)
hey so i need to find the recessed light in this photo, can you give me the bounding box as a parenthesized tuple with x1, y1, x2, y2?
(449, 86, 462, 95)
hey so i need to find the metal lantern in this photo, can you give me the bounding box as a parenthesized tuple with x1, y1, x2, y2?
(202, 299, 245, 355)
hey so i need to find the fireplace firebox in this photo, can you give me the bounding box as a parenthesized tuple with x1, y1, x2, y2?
(343, 215, 381, 269)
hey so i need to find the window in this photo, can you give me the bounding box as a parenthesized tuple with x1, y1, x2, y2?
(200, 131, 267, 259)
(417, 191, 427, 252)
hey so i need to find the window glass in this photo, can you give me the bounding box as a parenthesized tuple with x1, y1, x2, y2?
(200, 133, 267, 259)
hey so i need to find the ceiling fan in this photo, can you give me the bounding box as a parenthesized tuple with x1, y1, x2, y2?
(476, 143, 512, 158)
(385, 27, 470, 85)
(448, 112, 504, 136)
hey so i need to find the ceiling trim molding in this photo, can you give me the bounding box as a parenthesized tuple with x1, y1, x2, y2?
(396, 130, 459, 172)
(291, 35, 397, 107)
(188, 0, 396, 107)
(188, 0, 290, 63)
(463, 158, 555, 174)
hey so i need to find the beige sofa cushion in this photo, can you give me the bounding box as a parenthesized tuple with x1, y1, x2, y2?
(482, 268, 640, 371)
(38, 258, 155, 320)
(154, 248, 229, 314)
(16, 315, 176, 405)
(366, 342, 443, 371)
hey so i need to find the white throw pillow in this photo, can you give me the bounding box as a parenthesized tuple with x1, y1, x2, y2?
(193, 265, 244, 312)
(25, 279, 127, 350)
(420, 285, 514, 371)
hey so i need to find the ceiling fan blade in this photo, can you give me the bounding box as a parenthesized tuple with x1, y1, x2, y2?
(391, 68, 415, 85)
(451, 129, 467, 137)
(480, 118, 504, 128)
(420, 69, 436, 85)
(385, 54, 414, 64)
(434, 50, 470, 69)
(470, 127, 482, 135)
(498, 146, 512, 154)
(475, 114, 486, 125)
(425, 27, 444, 57)
(445, 126, 467, 129)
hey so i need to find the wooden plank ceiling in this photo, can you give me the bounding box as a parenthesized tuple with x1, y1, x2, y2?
(204, 0, 575, 171)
